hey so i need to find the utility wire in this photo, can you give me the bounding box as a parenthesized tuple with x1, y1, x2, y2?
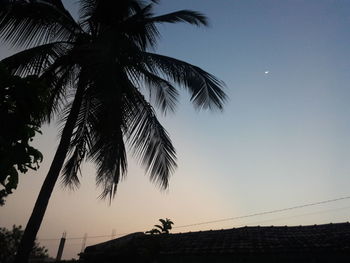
(223, 205, 350, 229)
(38, 233, 128, 241)
(37, 195, 350, 241)
(173, 195, 350, 229)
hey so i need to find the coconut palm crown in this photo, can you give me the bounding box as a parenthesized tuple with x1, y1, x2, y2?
(0, 0, 226, 262)
(1, 0, 226, 198)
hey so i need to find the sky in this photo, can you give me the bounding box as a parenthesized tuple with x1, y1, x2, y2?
(1, 0, 350, 259)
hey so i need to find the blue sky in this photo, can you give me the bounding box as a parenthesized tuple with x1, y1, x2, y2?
(1, 0, 350, 259)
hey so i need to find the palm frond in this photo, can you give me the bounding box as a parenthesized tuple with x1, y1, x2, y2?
(84, 78, 128, 201)
(0, 41, 69, 76)
(0, 0, 80, 48)
(146, 10, 208, 26)
(61, 92, 95, 189)
(125, 89, 177, 189)
(154, 224, 163, 230)
(61, 144, 84, 189)
(40, 55, 78, 121)
(142, 52, 227, 110)
(80, 0, 146, 25)
(2, 46, 77, 122)
(90, 119, 127, 201)
(79, 0, 97, 22)
(120, 4, 160, 50)
(139, 69, 178, 114)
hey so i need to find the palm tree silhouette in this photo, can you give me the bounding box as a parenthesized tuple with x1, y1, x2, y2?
(146, 218, 174, 235)
(0, 1, 226, 262)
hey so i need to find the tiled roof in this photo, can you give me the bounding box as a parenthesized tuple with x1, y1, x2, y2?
(84, 222, 350, 256)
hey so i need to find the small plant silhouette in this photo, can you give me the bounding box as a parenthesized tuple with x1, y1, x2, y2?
(146, 218, 174, 235)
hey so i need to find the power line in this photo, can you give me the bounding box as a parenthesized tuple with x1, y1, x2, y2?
(37, 195, 350, 241)
(38, 233, 128, 242)
(223, 205, 350, 229)
(173, 195, 350, 229)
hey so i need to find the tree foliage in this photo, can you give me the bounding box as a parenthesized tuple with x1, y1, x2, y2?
(0, 225, 48, 263)
(0, 64, 47, 205)
(146, 218, 174, 235)
(0, 1, 226, 261)
(0, 0, 227, 200)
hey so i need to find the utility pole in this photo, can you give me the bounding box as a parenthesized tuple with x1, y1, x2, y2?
(81, 233, 88, 253)
(111, 229, 116, 240)
(56, 232, 66, 262)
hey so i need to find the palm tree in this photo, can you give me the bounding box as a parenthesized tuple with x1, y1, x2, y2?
(146, 218, 174, 234)
(0, 0, 226, 262)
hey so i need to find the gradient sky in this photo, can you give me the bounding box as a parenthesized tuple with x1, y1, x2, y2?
(1, 0, 350, 259)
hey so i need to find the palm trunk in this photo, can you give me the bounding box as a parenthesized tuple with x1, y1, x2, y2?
(14, 84, 85, 263)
